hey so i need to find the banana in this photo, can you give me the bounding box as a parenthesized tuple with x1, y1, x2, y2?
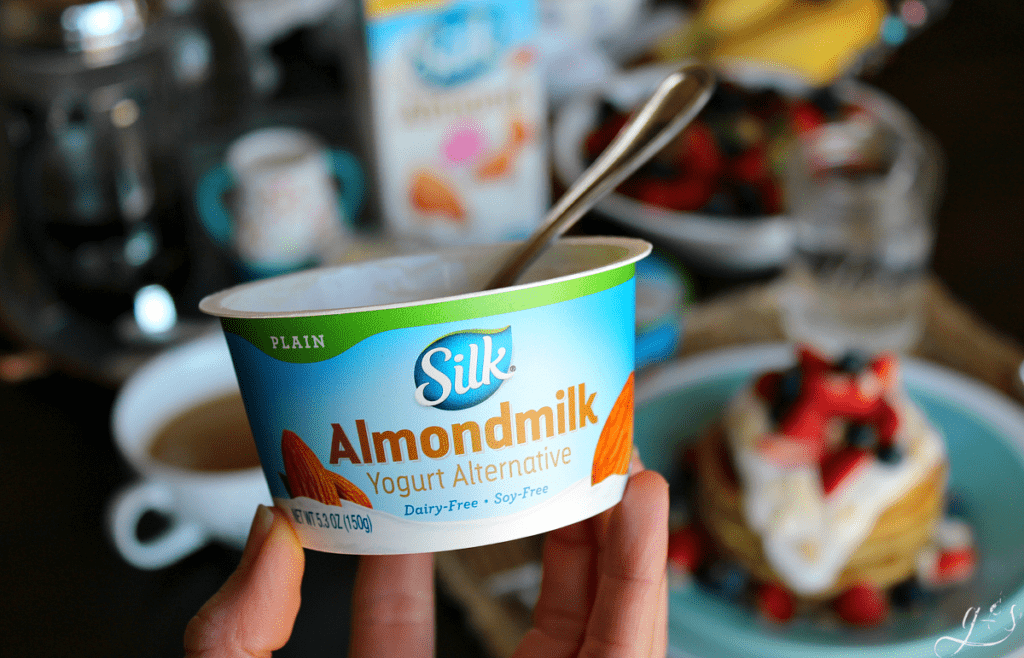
(653, 0, 793, 61)
(710, 0, 887, 86)
(699, 0, 793, 35)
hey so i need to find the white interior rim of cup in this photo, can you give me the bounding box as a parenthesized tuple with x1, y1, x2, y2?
(227, 126, 322, 174)
(199, 236, 652, 320)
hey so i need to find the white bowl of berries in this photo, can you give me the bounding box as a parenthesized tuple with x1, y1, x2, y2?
(552, 63, 922, 275)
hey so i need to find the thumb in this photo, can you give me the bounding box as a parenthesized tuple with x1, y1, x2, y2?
(184, 505, 305, 658)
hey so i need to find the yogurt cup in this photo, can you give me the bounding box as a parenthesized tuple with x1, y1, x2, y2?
(200, 236, 651, 553)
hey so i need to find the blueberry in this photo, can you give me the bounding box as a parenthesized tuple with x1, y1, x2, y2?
(890, 578, 934, 608)
(705, 83, 746, 117)
(769, 402, 788, 424)
(780, 366, 803, 399)
(836, 350, 871, 373)
(701, 191, 737, 216)
(810, 86, 843, 119)
(946, 492, 971, 520)
(668, 468, 694, 506)
(771, 367, 803, 423)
(644, 159, 679, 180)
(846, 423, 877, 449)
(876, 443, 903, 465)
(732, 182, 763, 216)
(748, 89, 786, 119)
(596, 99, 619, 123)
(697, 560, 750, 601)
(713, 127, 746, 158)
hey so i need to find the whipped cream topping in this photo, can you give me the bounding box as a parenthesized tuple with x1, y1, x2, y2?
(722, 386, 945, 595)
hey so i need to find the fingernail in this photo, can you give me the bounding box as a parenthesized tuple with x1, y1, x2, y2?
(231, 505, 280, 577)
(629, 446, 645, 475)
(247, 504, 275, 551)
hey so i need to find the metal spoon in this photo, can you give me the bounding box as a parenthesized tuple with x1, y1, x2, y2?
(484, 62, 716, 291)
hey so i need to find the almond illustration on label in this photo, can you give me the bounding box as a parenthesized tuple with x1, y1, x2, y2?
(475, 117, 533, 181)
(324, 469, 373, 508)
(475, 151, 513, 180)
(591, 372, 635, 486)
(409, 169, 466, 222)
(281, 430, 372, 508)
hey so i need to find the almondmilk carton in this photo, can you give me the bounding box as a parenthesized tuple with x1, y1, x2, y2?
(362, 0, 548, 245)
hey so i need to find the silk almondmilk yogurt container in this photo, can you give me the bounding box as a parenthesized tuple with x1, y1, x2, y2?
(199, 236, 651, 553)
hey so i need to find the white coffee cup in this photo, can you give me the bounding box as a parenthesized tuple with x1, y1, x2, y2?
(107, 332, 272, 570)
(195, 127, 366, 279)
(227, 126, 348, 270)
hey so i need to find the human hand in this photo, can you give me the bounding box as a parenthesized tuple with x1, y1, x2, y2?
(184, 455, 668, 658)
(512, 455, 668, 658)
(183, 505, 304, 658)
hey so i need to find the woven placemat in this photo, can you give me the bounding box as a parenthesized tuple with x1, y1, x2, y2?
(434, 276, 1024, 658)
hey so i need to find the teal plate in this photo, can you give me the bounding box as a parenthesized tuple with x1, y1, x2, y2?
(635, 344, 1024, 658)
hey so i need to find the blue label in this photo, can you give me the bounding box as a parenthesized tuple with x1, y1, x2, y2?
(412, 3, 506, 87)
(414, 326, 514, 410)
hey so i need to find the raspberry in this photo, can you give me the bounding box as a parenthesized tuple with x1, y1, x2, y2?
(834, 583, 889, 626)
(757, 582, 796, 622)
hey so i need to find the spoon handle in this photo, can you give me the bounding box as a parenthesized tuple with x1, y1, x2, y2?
(484, 63, 716, 291)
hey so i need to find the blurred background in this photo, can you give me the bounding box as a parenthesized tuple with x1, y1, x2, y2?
(0, 0, 1021, 656)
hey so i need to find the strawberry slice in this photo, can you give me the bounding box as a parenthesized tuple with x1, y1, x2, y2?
(634, 177, 715, 212)
(679, 121, 725, 180)
(919, 545, 978, 588)
(730, 145, 769, 183)
(790, 100, 826, 135)
(936, 548, 977, 584)
(820, 447, 872, 495)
